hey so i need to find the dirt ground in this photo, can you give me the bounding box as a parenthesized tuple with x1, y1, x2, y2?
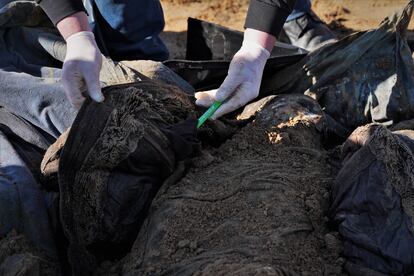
(160, 0, 414, 58)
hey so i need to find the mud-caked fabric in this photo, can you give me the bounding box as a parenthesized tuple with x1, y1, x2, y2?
(120, 95, 344, 275)
(58, 81, 198, 275)
(330, 124, 414, 275)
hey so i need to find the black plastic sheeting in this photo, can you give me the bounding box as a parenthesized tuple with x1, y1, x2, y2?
(259, 1, 414, 139)
(164, 18, 307, 91)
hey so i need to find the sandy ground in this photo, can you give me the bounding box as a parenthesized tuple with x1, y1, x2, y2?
(160, 0, 414, 58)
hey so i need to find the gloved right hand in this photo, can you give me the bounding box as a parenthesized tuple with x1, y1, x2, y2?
(62, 31, 104, 109)
(195, 41, 270, 119)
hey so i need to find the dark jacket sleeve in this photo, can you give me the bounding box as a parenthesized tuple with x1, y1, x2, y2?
(245, 0, 297, 37)
(35, 0, 86, 25)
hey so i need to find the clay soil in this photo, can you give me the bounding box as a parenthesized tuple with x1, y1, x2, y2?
(160, 0, 414, 58)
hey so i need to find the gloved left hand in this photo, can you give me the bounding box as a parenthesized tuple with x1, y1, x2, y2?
(62, 31, 104, 109)
(195, 40, 270, 119)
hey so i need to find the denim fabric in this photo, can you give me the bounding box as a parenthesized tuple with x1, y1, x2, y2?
(286, 0, 311, 22)
(0, 70, 77, 138)
(0, 107, 60, 259)
(0, 0, 13, 7)
(93, 0, 169, 61)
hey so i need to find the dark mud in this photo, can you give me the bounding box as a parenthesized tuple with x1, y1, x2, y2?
(0, 231, 59, 276)
(120, 95, 345, 275)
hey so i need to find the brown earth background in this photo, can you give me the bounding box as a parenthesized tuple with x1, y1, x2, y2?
(160, 0, 414, 58)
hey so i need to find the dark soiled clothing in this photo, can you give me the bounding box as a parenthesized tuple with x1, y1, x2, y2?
(35, 0, 169, 61)
(35, 0, 86, 25)
(245, 0, 297, 37)
(36, 0, 297, 37)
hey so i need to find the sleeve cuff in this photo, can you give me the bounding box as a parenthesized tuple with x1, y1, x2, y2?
(37, 0, 86, 25)
(244, 0, 292, 37)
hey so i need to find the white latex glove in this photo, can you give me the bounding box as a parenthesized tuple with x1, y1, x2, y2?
(62, 31, 104, 109)
(195, 40, 270, 119)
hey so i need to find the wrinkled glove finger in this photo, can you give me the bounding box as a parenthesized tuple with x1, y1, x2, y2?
(214, 74, 243, 102)
(62, 68, 86, 109)
(210, 86, 248, 120)
(83, 70, 104, 103)
(195, 90, 217, 107)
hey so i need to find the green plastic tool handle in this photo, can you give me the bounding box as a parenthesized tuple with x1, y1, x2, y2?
(197, 101, 222, 128)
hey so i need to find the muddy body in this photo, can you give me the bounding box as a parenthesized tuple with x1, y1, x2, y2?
(121, 95, 344, 275)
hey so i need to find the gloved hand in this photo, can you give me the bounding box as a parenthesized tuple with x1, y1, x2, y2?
(62, 31, 104, 109)
(195, 40, 270, 119)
